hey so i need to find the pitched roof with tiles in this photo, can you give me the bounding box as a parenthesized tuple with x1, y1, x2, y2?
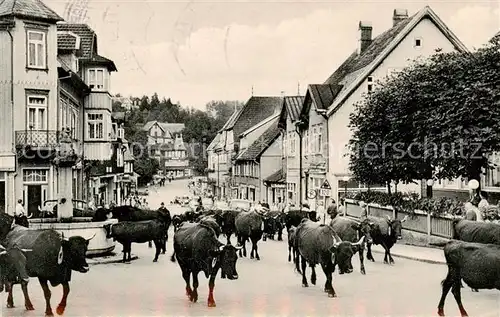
(220, 108, 243, 131)
(307, 85, 343, 110)
(0, 0, 63, 22)
(284, 96, 304, 122)
(232, 96, 283, 139)
(264, 169, 286, 183)
(207, 133, 221, 151)
(142, 121, 185, 134)
(324, 6, 468, 116)
(236, 117, 281, 161)
(57, 31, 80, 51)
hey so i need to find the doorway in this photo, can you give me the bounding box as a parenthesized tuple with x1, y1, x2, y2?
(25, 185, 42, 217)
(0, 181, 5, 214)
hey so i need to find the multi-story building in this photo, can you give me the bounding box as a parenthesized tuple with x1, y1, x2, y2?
(142, 121, 192, 178)
(319, 7, 468, 203)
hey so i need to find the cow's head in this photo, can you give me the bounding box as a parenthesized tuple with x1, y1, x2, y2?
(103, 224, 113, 239)
(354, 219, 375, 244)
(62, 235, 94, 273)
(386, 215, 407, 240)
(209, 244, 242, 280)
(329, 236, 365, 275)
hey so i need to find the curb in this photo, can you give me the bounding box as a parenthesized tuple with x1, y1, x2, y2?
(88, 256, 139, 265)
(371, 249, 445, 265)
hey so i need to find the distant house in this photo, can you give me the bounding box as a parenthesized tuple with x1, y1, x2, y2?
(320, 7, 468, 202)
(141, 121, 191, 178)
(112, 96, 135, 110)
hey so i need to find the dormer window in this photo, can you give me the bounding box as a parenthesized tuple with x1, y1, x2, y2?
(414, 37, 422, 48)
(367, 76, 373, 93)
(88, 68, 106, 91)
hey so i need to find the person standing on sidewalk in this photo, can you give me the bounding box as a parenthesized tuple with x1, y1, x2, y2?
(326, 198, 338, 220)
(338, 198, 346, 216)
(359, 201, 369, 220)
(317, 201, 326, 224)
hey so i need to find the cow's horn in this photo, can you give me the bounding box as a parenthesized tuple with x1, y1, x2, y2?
(21, 249, 32, 252)
(401, 215, 408, 223)
(218, 245, 225, 252)
(27, 213, 33, 219)
(386, 215, 391, 221)
(273, 215, 279, 219)
(86, 233, 96, 241)
(0, 250, 6, 255)
(10, 219, 15, 229)
(354, 236, 365, 246)
(234, 245, 243, 250)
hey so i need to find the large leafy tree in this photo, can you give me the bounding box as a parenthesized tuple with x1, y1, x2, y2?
(349, 38, 500, 188)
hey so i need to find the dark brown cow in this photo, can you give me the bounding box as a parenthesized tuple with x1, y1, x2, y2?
(365, 215, 407, 265)
(235, 211, 264, 260)
(431, 240, 500, 317)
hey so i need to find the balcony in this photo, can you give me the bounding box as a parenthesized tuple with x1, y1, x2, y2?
(16, 130, 81, 163)
(16, 130, 60, 148)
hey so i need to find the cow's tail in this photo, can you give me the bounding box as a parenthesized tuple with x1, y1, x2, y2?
(170, 251, 176, 262)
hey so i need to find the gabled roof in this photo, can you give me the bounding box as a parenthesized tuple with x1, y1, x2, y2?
(240, 114, 279, 139)
(307, 84, 343, 110)
(232, 96, 283, 139)
(57, 23, 117, 71)
(57, 31, 80, 51)
(207, 133, 221, 151)
(236, 117, 281, 161)
(0, 0, 63, 22)
(142, 121, 185, 134)
(220, 108, 243, 131)
(325, 6, 469, 117)
(284, 96, 304, 122)
(264, 169, 286, 184)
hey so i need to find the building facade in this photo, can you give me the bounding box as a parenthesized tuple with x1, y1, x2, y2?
(321, 7, 468, 203)
(142, 121, 191, 178)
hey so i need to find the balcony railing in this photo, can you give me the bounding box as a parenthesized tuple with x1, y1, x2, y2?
(16, 130, 60, 148)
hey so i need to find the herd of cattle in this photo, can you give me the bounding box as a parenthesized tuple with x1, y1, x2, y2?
(0, 204, 499, 316)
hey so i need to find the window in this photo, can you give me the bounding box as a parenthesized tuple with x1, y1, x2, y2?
(111, 123, 117, 139)
(414, 37, 422, 48)
(88, 69, 105, 90)
(27, 95, 47, 130)
(117, 147, 124, 167)
(367, 76, 373, 93)
(485, 167, 500, 188)
(23, 169, 48, 183)
(87, 113, 104, 140)
(27, 30, 46, 69)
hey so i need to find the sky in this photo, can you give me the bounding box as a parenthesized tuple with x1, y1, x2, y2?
(45, 0, 500, 109)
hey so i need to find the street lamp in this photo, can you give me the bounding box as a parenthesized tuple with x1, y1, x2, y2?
(426, 179, 434, 198)
(468, 179, 480, 199)
(342, 176, 350, 202)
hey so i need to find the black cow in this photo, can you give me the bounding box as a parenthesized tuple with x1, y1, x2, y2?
(0, 244, 31, 294)
(172, 214, 186, 231)
(287, 225, 298, 263)
(285, 209, 308, 232)
(235, 211, 265, 260)
(294, 219, 364, 297)
(14, 214, 31, 228)
(104, 220, 166, 262)
(262, 211, 284, 241)
(1, 222, 91, 316)
(329, 217, 374, 275)
(170, 220, 242, 307)
(432, 240, 500, 317)
(365, 215, 407, 265)
(218, 209, 241, 245)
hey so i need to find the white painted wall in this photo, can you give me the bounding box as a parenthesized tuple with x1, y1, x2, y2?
(327, 17, 460, 199)
(260, 134, 283, 201)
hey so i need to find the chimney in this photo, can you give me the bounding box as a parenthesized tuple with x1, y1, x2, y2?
(393, 9, 408, 26)
(358, 21, 372, 54)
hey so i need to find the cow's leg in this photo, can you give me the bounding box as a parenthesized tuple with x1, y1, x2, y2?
(251, 236, 260, 260)
(207, 271, 217, 307)
(288, 244, 292, 262)
(39, 278, 54, 316)
(21, 281, 35, 310)
(6, 282, 14, 308)
(121, 242, 127, 262)
(310, 264, 317, 285)
(226, 233, 231, 245)
(437, 271, 454, 316)
(125, 242, 132, 262)
(242, 237, 247, 257)
(190, 271, 199, 303)
(153, 240, 162, 262)
(387, 246, 395, 264)
(381, 242, 390, 264)
(56, 282, 69, 315)
(181, 267, 192, 299)
(301, 256, 308, 287)
(320, 260, 336, 297)
(294, 251, 301, 274)
(277, 227, 283, 241)
(366, 243, 375, 262)
(451, 278, 468, 316)
(359, 246, 366, 275)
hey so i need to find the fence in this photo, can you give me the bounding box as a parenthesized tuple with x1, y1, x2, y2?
(345, 199, 454, 239)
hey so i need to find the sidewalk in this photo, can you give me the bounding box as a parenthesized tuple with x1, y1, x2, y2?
(370, 243, 446, 265)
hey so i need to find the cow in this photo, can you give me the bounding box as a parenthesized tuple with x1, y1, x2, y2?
(0, 223, 92, 316)
(14, 214, 32, 228)
(0, 244, 31, 295)
(287, 225, 297, 263)
(430, 240, 500, 317)
(218, 209, 241, 245)
(262, 211, 285, 241)
(294, 219, 364, 297)
(172, 214, 186, 231)
(235, 210, 265, 260)
(365, 215, 407, 265)
(103, 219, 166, 262)
(284, 209, 309, 232)
(329, 216, 374, 275)
(170, 220, 242, 307)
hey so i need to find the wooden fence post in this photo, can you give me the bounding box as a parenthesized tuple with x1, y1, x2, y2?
(426, 212, 431, 236)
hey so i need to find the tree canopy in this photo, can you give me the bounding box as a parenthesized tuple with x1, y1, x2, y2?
(348, 38, 500, 187)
